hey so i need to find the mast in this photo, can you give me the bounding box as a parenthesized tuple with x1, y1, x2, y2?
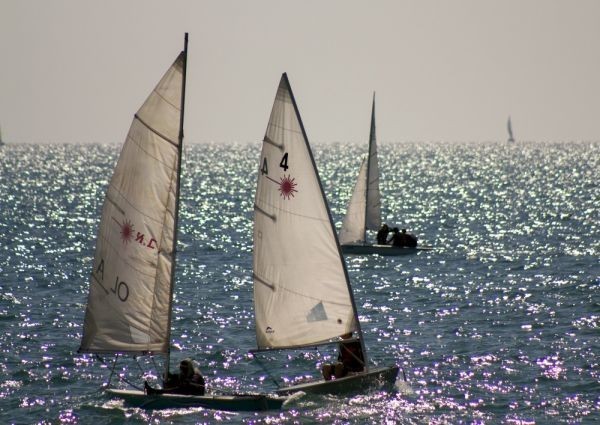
(363, 92, 376, 243)
(282, 73, 370, 370)
(165, 32, 188, 379)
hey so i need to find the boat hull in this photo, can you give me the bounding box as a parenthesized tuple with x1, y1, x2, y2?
(341, 244, 433, 256)
(275, 365, 400, 396)
(106, 389, 287, 411)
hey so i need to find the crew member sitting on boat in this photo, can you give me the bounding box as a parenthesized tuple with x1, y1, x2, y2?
(144, 358, 206, 395)
(321, 332, 365, 380)
(388, 228, 418, 248)
(376, 224, 390, 245)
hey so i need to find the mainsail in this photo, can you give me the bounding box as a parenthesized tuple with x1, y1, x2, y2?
(507, 116, 515, 143)
(253, 74, 360, 351)
(339, 94, 381, 245)
(79, 49, 186, 355)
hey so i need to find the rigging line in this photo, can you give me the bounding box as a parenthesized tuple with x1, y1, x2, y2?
(251, 353, 281, 389)
(340, 343, 365, 366)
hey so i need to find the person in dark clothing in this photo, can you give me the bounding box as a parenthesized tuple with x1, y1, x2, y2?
(403, 229, 418, 247)
(321, 332, 365, 380)
(376, 224, 390, 245)
(145, 358, 206, 395)
(388, 228, 418, 247)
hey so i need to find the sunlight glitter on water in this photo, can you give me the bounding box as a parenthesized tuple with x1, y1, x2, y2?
(0, 141, 598, 423)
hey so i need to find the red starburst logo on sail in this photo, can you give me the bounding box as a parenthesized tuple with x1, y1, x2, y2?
(278, 175, 298, 199)
(120, 219, 134, 244)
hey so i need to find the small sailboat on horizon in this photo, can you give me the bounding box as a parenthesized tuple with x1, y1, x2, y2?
(507, 116, 515, 143)
(339, 94, 432, 256)
(250, 74, 402, 396)
(78, 34, 285, 412)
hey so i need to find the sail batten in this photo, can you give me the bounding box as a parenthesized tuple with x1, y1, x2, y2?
(253, 74, 359, 351)
(79, 50, 186, 356)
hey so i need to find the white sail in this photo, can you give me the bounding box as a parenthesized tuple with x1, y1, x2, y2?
(339, 158, 367, 245)
(365, 94, 381, 230)
(253, 74, 358, 350)
(507, 116, 515, 143)
(79, 52, 185, 354)
(339, 94, 381, 245)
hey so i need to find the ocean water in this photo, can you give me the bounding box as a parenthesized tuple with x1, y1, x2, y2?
(0, 141, 598, 424)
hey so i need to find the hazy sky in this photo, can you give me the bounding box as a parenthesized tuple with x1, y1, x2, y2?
(1, 0, 600, 144)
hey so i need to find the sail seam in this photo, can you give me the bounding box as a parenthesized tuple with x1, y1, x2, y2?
(105, 194, 125, 215)
(96, 231, 156, 279)
(134, 114, 178, 148)
(256, 201, 329, 223)
(274, 285, 352, 308)
(106, 186, 167, 228)
(267, 122, 303, 135)
(127, 124, 177, 168)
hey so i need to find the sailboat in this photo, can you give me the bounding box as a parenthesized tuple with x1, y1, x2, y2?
(507, 116, 515, 143)
(251, 74, 401, 396)
(339, 94, 431, 256)
(0, 125, 4, 146)
(78, 34, 285, 411)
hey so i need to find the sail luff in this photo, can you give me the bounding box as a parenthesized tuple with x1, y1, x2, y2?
(164, 33, 188, 378)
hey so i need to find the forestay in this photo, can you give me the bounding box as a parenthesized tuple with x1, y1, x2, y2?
(339, 94, 381, 245)
(79, 53, 185, 355)
(253, 74, 358, 350)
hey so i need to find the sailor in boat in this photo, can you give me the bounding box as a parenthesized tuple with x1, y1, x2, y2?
(144, 358, 206, 396)
(388, 228, 418, 248)
(321, 332, 365, 381)
(376, 224, 390, 245)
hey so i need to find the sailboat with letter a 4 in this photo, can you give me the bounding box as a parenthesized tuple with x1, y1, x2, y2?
(251, 73, 403, 395)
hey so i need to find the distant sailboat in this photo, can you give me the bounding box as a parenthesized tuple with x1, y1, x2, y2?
(78, 34, 285, 411)
(339, 94, 431, 256)
(507, 116, 515, 143)
(0, 125, 4, 146)
(251, 74, 401, 396)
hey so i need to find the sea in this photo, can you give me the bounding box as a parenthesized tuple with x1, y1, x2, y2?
(0, 141, 598, 424)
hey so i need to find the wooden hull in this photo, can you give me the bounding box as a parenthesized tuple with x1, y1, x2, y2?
(106, 389, 287, 411)
(275, 365, 399, 396)
(341, 244, 433, 256)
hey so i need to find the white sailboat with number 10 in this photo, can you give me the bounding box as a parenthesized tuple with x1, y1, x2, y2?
(251, 74, 401, 395)
(78, 34, 285, 411)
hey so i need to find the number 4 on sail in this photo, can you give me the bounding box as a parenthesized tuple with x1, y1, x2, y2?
(251, 74, 403, 395)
